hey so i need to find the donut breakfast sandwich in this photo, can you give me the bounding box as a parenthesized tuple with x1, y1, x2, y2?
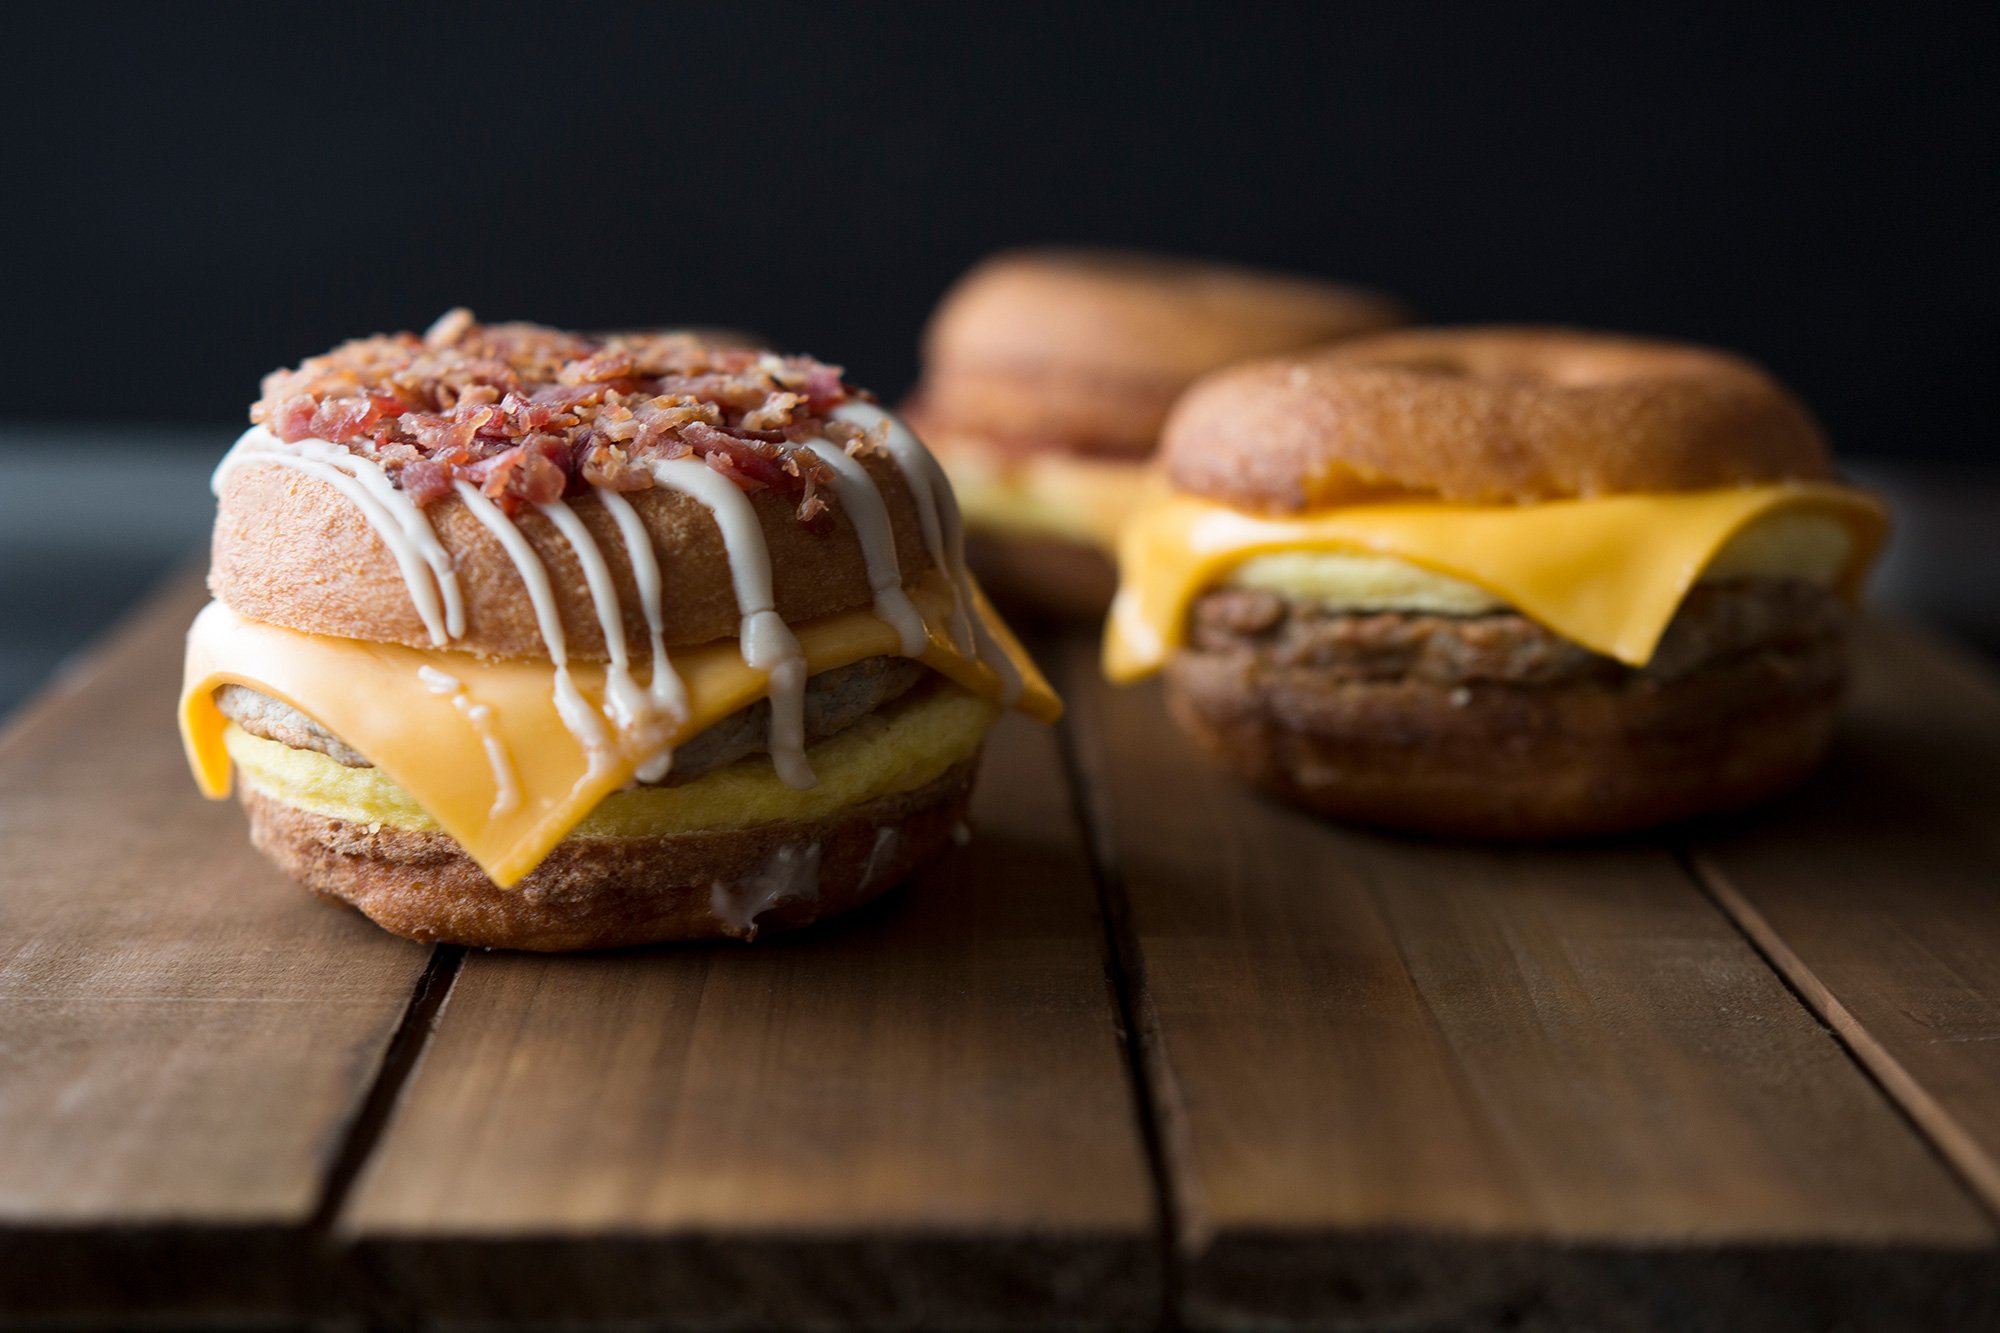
(180, 313, 1059, 950)
(1106, 326, 1888, 837)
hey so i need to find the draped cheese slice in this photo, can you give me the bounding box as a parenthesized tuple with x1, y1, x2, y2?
(1105, 482, 1887, 682)
(183, 571, 1058, 888)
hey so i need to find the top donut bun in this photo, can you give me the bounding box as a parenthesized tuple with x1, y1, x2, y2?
(211, 457, 932, 660)
(914, 249, 1407, 457)
(1162, 326, 1834, 511)
(211, 314, 938, 660)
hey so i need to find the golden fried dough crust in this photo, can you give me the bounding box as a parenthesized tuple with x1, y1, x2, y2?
(916, 248, 1406, 458)
(1162, 326, 1833, 511)
(210, 452, 934, 658)
(242, 760, 978, 950)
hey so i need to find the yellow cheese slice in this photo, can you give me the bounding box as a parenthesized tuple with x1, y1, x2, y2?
(1105, 483, 1887, 682)
(182, 571, 1058, 888)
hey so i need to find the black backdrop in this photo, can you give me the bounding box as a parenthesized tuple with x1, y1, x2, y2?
(3, 3, 1991, 460)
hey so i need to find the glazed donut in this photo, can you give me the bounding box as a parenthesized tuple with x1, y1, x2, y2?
(1162, 326, 1834, 511)
(179, 313, 1060, 949)
(907, 248, 1406, 616)
(1110, 325, 1887, 838)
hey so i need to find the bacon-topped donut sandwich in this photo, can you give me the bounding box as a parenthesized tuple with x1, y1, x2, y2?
(181, 311, 1059, 950)
(903, 249, 1405, 618)
(1107, 327, 1888, 837)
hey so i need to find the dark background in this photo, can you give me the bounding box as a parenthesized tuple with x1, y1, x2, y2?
(1, 3, 1992, 460)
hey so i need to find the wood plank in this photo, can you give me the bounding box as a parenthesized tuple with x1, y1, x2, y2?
(1693, 620, 2000, 1215)
(1062, 644, 2000, 1331)
(0, 572, 438, 1322)
(339, 709, 1160, 1329)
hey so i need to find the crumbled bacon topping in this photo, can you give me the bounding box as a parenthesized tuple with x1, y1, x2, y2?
(250, 310, 879, 521)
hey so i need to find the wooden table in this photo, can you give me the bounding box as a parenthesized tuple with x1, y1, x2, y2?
(5, 575, 2000, 1330)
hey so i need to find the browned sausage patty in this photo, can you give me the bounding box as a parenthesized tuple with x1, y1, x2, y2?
(1183, 577, 1846, 687)
(1164, 577, 1849, 837)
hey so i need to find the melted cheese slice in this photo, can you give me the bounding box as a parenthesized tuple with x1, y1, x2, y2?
(1106, 482, 1887, 682)
(183, 572, 1058, 888)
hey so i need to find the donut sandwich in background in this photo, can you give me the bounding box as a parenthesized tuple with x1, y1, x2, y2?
(1105, 326, 1888, 837)
(902, 248, 1406, 619)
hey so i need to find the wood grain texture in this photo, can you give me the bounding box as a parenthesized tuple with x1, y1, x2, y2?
(339, 710, 1159, 1329)
(14, 565, 2000, 1331)
(1062, 646, 1999, 1331)
(0, 571, 437, 1321)
(1694, 620, 2000, 1214)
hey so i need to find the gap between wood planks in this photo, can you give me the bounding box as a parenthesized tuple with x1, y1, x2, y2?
(1046, 644, 1187, 1332)
(309, 945, 466, 1232)
(1681, 851, 2000, 1229)
(297, 630, 1194, 1296)
(286, 616, 2000, 1315)
(1051, 625, 2000, 1327)
(1674, 618, 2000, 1232)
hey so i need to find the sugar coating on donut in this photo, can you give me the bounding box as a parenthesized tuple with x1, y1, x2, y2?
(1162, 326, 1834, 511)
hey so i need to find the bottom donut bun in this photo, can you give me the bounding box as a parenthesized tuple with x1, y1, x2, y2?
(241, 764, 975, 951)
(1163, 579, 1849, 838)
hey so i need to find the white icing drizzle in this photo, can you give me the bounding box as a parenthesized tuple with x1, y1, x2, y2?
(596, 488, 689, 784)
(214, 427, 465, 646)
(536, 498, 652, 736)
(416, 665, 461, 694)
(285, 438, 465, 640)
(417, 665, 521, 818)
(648, 457, 815, 789)
(833, 402, 975, 657)
(800, 438, 928, 657)
(711, 842, 822, 940)
(832, 403, 1022, 705)
(860, 825, 902, 889)
(596, 489, 690, 721)
(453, 481, 616, 773)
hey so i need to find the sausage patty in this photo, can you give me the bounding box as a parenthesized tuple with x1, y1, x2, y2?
(1163, 577, 1851, 838)
(1183, 577, 1847, 687)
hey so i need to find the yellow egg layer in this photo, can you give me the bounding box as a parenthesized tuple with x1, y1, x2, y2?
(1224, 510, 1857, 613)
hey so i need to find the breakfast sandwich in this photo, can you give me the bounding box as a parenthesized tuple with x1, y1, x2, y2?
(181, 312, 1059, 949)
(1106, 327, 1887, 836)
